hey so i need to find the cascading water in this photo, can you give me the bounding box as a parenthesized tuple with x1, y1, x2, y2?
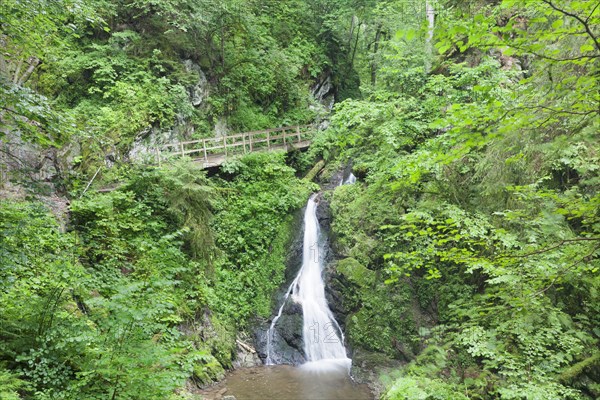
(266, 194, 351, 372)
(344, 173, 356, 185)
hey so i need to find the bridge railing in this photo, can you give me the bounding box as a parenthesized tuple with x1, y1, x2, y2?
(155, 124, 314, 165)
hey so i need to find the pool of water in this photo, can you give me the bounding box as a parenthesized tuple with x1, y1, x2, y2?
(199, 365, 373, 400)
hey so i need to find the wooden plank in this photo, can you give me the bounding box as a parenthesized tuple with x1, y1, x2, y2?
(220, 141, 246, 148)
(223, 133, 247, 140)
(156, 124, 315, 166)
(251, 138, 270, 144)
(179, 139, 203, 145)
(269, 133, 287, 140)
(205, 145, 225, 151)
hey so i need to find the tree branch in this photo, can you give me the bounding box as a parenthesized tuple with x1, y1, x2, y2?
(541, 0, 600, 52)
(534, 243, 600, 296)
(495, 238, 600, 260)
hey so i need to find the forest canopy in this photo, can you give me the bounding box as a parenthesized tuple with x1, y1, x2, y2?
(1, 0, 599, 399)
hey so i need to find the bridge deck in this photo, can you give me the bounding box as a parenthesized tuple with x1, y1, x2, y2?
(198, 140, 311, 168)
(156, 125, 314, 168)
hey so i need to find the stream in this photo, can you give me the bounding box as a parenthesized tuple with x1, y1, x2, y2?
(199, 365, 372, 400)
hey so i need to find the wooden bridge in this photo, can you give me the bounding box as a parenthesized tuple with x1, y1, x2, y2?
(155, 124, 315, 168)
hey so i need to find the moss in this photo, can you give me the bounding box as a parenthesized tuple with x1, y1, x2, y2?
(303, 160, 326, 181)
(337, 257, 375, 287)
(192, 355, 225, 385)
(559, 351, 600, 383)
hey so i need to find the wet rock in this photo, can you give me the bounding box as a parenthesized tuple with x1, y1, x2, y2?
(214, 117, 229, 137)
(351, 349, 402, 400)
(284, 211, 305, 281)
(324, 262, 350, 319)
(183, 59, 209, 107)
(256, 324, 306, 365)
(277, 302, 304, 350)
(233, 336, 261, 369)
(256, 296, 306, 365)
(315, 195, 332, 232)
(311, 74, 335, 113)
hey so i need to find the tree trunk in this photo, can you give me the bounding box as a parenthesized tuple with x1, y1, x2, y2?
(350, 21, 361, 68)
(17, 57, 40, 85)
(425, 1, 435, 73)
(370, 25, 382, 85)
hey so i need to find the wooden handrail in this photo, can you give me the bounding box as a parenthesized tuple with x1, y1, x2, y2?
(155, 124, 316, 165)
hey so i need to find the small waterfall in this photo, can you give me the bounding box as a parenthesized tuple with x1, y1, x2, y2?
(266, 194, 351, 372)
(265, 275, 300, 365)
(338, 172, 356, 187)
(343, 173, 356, 185)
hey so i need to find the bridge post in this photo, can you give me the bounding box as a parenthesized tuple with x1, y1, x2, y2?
(155, 147, 161, 166)
(223, 136, 227, 157)
(242, 133, 247, 153)
(296, 125, 301, 142)
(267, 131, 270, 151)
(203, 139, 208, 162)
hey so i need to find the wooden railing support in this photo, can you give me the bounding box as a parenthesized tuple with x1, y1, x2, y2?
(158, 124, 314, 166)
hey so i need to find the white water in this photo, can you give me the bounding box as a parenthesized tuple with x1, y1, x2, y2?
(266, 195, 351, 372)
(344, 173, 356, 185)
(265, 274, 300, 365)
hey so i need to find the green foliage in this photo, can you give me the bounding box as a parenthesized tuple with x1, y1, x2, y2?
(313, 0, 600, 397)
(0, 367, 26, 400)
(2, 0, 599, 398)
(211, 152, 316, 324)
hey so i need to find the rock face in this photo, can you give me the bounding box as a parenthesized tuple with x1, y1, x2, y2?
(310, 74, 335, 130)
(214, 117, 229, 138)
(183, 59, 209, 107)
(311, 74, 335, 112)
(232, 337, 262, 369)
(129, 60, 209, 162)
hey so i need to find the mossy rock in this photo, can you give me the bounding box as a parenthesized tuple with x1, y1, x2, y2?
(352, 348, 399, 370)
(337, 257, 375, 287)
(193, 354, 225, 385)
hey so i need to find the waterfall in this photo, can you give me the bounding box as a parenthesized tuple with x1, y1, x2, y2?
(266, 194, 351, 372)
(338, 172, 356, 186)
(344, 173, 356, 185)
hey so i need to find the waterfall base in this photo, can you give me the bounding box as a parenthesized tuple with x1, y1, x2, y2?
(300, 357, 352, 373)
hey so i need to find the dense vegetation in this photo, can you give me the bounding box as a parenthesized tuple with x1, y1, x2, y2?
(1, 0, 599, 399)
